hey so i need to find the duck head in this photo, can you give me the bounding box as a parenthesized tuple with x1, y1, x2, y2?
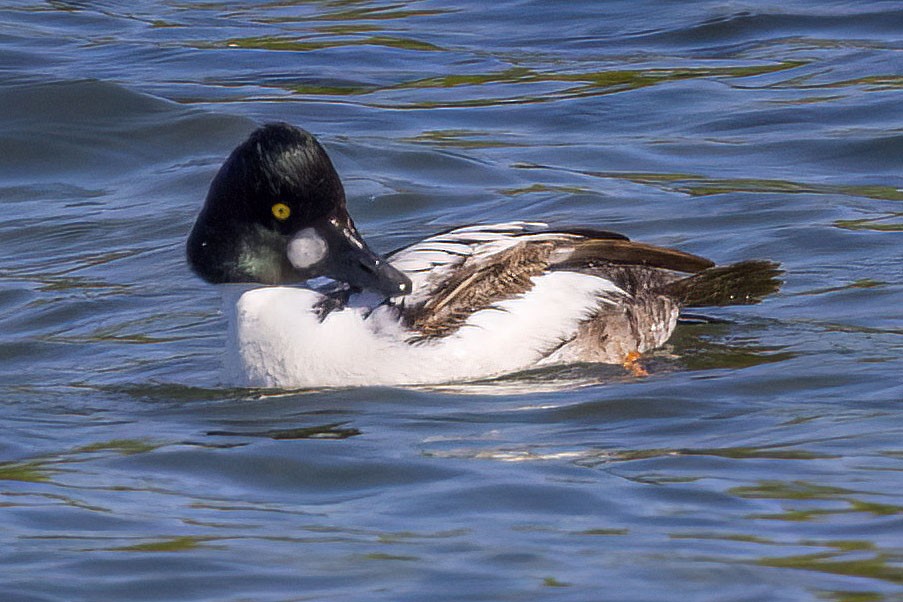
(187, 123, 411, 297)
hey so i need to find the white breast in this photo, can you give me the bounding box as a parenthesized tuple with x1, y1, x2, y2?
(222, 270, 622, 389)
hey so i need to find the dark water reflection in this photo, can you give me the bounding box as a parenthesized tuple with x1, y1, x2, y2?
(1, 1, 901, 600)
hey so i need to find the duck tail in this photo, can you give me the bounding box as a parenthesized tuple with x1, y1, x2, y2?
(663, 260, 782, 307)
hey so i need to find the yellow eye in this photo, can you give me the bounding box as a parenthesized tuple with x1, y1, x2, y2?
(271, 203, 291, 221)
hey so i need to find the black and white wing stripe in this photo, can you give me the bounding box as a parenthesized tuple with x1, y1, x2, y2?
(387, 221, 553, 306)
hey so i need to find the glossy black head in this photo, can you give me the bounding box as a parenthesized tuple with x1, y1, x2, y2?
(187, 123, 411, 297)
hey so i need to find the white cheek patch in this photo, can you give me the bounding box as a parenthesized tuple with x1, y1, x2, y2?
(287, 228, 328, 269)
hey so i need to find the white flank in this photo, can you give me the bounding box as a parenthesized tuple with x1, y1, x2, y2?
(223, 271, 623, 389)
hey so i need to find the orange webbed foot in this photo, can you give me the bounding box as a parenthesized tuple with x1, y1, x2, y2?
(623, 351, 649, 377)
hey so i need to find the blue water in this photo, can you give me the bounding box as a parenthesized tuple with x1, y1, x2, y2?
(1, 1, 901, 600)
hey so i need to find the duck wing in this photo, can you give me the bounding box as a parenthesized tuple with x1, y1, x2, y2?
(387, 222, 716, 339)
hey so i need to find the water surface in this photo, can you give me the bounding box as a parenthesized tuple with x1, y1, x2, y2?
(1, 1, 901, 600)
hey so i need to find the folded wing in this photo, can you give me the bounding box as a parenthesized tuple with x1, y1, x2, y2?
(388, 222, 726, 339)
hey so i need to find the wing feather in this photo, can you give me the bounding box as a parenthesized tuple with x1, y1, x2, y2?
(387, 223, 717, 340)
(404, 240, 554, 338)
(555, 239, 715, 273)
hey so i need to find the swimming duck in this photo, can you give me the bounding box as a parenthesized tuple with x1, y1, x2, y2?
(187, 123, 780, 388)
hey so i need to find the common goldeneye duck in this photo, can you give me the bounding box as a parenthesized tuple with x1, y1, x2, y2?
(187, 123, 781, 389)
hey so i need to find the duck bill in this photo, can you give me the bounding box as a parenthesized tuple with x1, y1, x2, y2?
(288, 211, 412, 298)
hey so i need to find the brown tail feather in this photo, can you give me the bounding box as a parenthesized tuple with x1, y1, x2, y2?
(663, 260, 782, 307)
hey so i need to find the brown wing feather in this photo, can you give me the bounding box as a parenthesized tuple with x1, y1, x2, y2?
(556, 239, 715, 273)
(404, 241, 554, 338)
(400, 229, 720, 340)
